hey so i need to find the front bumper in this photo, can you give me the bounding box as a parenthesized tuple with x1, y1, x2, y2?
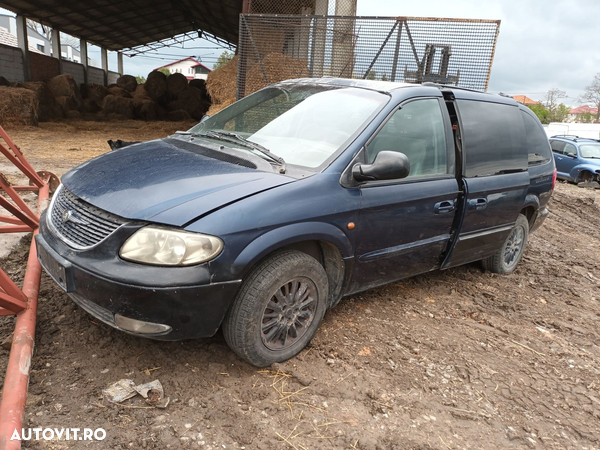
(36, 215, 241, 341)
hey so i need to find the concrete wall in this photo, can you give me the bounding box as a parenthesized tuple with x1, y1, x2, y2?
(0, 44, 24, 82)
(61, 60, 85, 85)
(29, 52, 60, 81)
(88, 66, 104, 85)
(108, 71, 120, 85)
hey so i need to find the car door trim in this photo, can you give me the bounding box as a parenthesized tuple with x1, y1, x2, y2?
(358, 234, 451, 262)
(457, 223, 514, 241)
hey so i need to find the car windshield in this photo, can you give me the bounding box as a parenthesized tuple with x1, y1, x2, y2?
(188, 85, 389, 169)
(579, 144, 600, 159)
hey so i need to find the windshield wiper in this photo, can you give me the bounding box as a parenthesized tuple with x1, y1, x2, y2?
(195, 131, 286, 172)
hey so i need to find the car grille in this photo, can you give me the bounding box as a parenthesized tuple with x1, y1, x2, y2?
(49, 186, 127, 249)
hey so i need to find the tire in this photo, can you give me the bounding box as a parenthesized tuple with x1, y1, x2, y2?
(223, 250, 328, 367)
(481, 214, 529, 274)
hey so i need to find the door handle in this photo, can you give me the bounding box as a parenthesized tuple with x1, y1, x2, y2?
(468, 197, 488, 211)
(434, 200, 456, 214)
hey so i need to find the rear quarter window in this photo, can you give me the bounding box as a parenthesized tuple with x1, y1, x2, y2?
(521, 111, 552, 166)
(458, 100, 527, 177)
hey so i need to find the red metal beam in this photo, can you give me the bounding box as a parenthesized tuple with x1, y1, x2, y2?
(0, 215, 27, 225)
(0, 225, 34, 233)
(0, 195, 38, 230)
(0, 175, 39, 227)
(0, 267, 28, 303)
(0, 291, 27, 313)
(0, 182, 48, 450)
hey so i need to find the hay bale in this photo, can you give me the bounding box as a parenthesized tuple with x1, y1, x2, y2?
(81, 83, 109, 108)
(0, 86, 38, 126)
(167, 109, 193, 121)
(207, 98, 235, 116)
(82, 98, 101, 113)
(102, 95, 134, 119)
(189, 78, 208, 97)
(66, 110, 82, 120)
(55, 95, 78, 115)
(22, 81, 61, 121)
(145, 70, 167, 102)
(47, 74, 81, 109)
(134, 99, 158, 121)
(0, 76, 9, 86)
(108, 86, 132, 98)
(133, 84, 151, 100)
(246, 53, 309, 95)
(166, 73, 188, 101)
(178, 87, 208, 120)
(206, 56, 237, 105)
(116, 75, 138, 92)
(166, 100, 183, 112)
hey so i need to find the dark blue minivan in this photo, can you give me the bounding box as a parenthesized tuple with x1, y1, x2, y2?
(37, 79, 555, 366)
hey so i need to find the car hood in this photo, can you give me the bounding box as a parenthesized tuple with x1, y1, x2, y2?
(61, 138, 295, 226)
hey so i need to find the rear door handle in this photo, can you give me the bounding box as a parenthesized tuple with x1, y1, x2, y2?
(434, 200, 456, 214)
(468, 197, 488, 211)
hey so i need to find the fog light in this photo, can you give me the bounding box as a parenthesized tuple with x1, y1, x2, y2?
(114, 314, 172, 335)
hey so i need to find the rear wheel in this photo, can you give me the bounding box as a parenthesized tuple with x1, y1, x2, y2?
(223, 251, 328, 367)
(482, 214, 529, 274)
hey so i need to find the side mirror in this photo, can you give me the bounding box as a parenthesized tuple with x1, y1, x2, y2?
(352, 151, 410, 182)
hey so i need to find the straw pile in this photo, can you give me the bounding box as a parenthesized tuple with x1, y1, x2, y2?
(116, 75, 137, 93)
(0, 86, 38, 126)
(206, 53, 308, 115)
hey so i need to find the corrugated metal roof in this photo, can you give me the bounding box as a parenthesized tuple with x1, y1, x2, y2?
(0, 0, 242, 51)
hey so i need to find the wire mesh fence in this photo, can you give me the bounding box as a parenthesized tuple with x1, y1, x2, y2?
(236, 15, 500, 99)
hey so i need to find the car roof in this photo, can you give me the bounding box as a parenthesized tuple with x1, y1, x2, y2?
(273, 78, 518, 105)
(550, 135, 600, 144)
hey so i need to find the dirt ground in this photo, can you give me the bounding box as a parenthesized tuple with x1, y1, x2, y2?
(1, 121, 600, 450)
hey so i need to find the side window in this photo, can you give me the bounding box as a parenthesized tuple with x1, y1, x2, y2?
(366, 99, 449, 178)
(458, 100, 526, 177)
(521, 111, 551, 166)
(564, 143, 577, 157)
(550, 140, 566, 153)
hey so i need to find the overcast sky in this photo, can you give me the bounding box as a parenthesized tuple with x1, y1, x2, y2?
(2, 1, 599, 105)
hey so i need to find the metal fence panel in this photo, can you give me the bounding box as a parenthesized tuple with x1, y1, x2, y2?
(237, 15, 500, 99)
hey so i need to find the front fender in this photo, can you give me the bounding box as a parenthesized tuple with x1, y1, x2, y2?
(231, 222, 353, 278)
(570, 164, 600, 181)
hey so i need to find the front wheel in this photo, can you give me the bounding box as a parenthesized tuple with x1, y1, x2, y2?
(481, 214, 529, 274)
(223, 251, 328, 367)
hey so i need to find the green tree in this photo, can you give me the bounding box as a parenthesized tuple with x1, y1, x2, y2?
(528, 104, 550, 124)
(213, 51, 234, 70)
(135, 75, 146, 84)
(157, 67, 171, 77)
(366, 70, 376, 80)
(381, 73, 388, 81)
(551, 103, 570, 123)
(579, 111, 594, 123)
(544, 88, 567, 122)
(580, 73, 600, 122)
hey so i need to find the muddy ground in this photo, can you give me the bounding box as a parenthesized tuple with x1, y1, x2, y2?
(1, 121, 599, 450)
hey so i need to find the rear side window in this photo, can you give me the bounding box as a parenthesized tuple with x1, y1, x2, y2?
(458, 100, 527, 177)
(521, 111, 551, 166)
(550, 140, 566, 153)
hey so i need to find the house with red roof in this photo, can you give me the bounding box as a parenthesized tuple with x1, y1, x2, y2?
(154, 57, 212, 80)
(512, 95, 542, 106)
(568, 105, 599, 123)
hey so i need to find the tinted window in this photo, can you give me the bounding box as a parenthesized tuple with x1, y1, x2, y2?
(521, 111, 551, 166)
(550, 140, 566, 153)
(458, 100, 526, 177)
(366, 99, 450, 178)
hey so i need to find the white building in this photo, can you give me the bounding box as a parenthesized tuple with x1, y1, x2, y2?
(155, 57, 212, 80)
(0, 14, 81, 62)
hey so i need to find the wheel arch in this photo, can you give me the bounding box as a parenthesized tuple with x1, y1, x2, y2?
(570, 164, 600, 182)
(521, 195, 539, 228)
(231, 222, 352, 308)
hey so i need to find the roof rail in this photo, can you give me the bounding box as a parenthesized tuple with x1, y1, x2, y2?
(550, 134, 579, 139)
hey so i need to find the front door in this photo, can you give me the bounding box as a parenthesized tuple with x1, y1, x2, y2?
(349, 97, 459, 293)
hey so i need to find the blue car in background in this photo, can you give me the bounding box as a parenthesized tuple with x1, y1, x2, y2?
(550, 136, 600, 185)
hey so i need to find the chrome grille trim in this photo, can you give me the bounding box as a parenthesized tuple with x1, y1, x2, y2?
(48, 185, 127, 250)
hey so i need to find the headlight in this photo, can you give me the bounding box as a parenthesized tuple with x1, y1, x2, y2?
(119, 226, 223, 266)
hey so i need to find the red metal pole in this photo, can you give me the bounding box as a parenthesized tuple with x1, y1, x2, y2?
(0, 182, 48, 450)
